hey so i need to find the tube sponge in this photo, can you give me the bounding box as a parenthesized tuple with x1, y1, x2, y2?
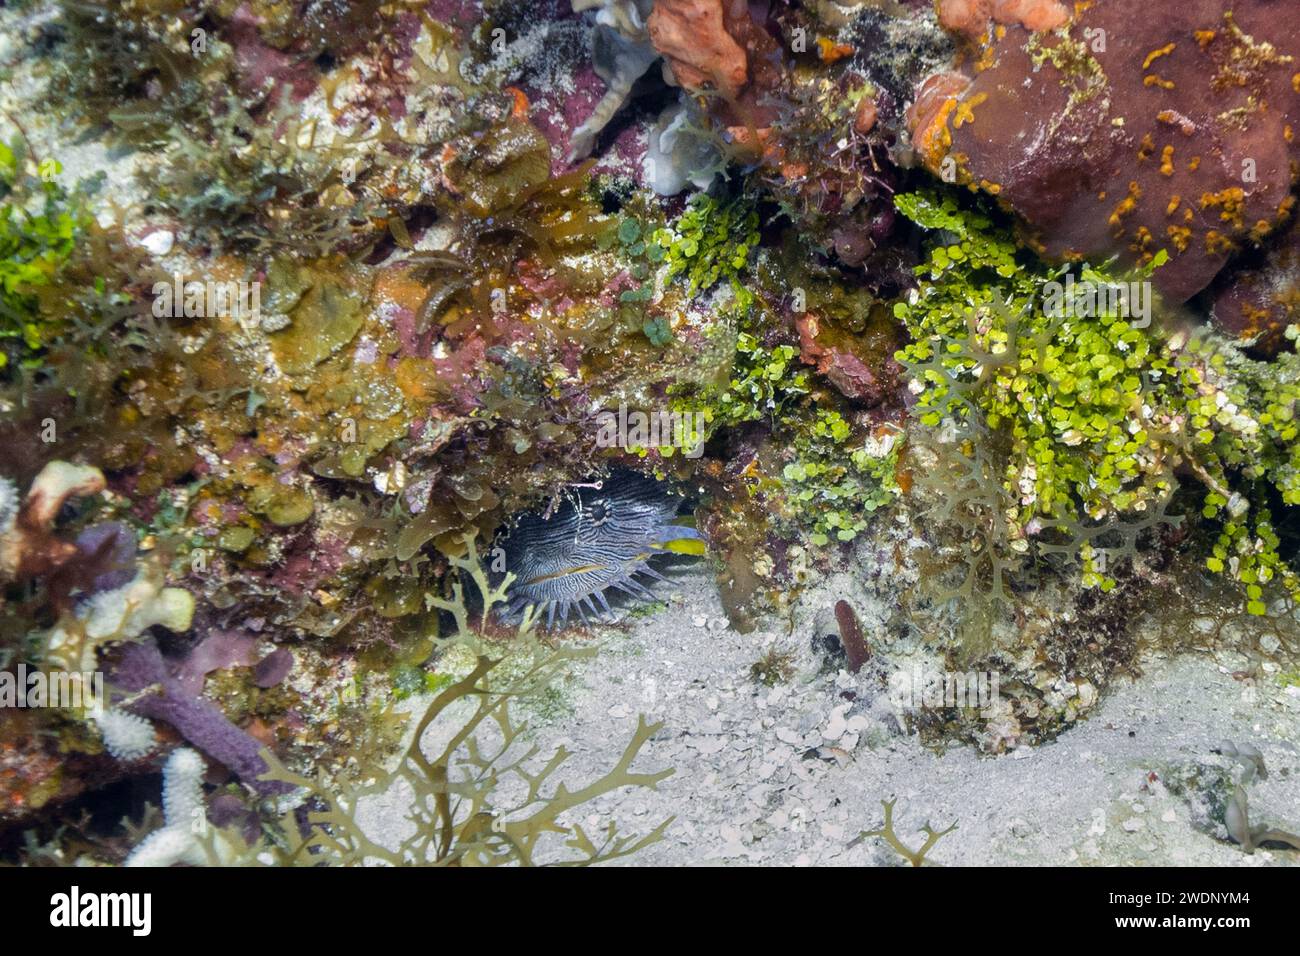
(124, 748, 207, 868)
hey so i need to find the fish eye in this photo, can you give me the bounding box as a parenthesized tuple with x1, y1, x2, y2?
(587, 499, 610, 525)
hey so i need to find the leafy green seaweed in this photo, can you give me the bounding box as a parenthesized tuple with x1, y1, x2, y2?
(0, 141, 89, 371)
(894, 189, 1299, 621)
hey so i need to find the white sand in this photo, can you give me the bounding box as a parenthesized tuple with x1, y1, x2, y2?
(356, 562, 1300, 866)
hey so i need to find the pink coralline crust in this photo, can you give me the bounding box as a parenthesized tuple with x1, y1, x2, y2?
(125, 487, 160, 525)
(592, 121, 653, 179)
(387, 11, 423, 58)
(423, 0, 484, 27)
(223, 437, 263, 463)
(516, 258, 570, 300)
(195, 500, 249, 531)
(268, 527, 351, 595)
(431, 334, 491, 413)
(525, 61, 650, 180)
(226, 4, 318, 101)
(924, 0, 1300, 306)
(385, 301, 426, 360)
(460, 0, 652, 181)
(598, 270, 640, 308)
(374, 11, 424, 121)
(381, 291, 533, 414)
(490, 312, 540, 349)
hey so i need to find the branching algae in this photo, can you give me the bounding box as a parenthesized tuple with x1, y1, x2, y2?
(182, 537, 674, 866)
(853, 798, 958, 867)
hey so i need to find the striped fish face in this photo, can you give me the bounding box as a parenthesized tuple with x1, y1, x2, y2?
(497, 472, 701, 628)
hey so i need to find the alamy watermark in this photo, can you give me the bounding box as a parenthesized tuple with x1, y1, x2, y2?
(152, 273, 261, 320)
(1042, 274, 1151, 328)
(50, 886, 151, 936)
(0, 665, 103, 716)
(595, 403, 706, 459)
(887, 665, 1000, 712)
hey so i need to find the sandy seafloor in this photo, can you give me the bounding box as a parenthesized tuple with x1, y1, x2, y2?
(356, 563, 1300, 866)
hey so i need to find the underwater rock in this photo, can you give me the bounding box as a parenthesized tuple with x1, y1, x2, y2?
(913, 0, 1300, 304)
(1210, 214, 1300, 355)
(498, 471, 703, 627)
(224, 3, 319, 101)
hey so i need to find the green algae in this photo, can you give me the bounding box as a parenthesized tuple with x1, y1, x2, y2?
(217, 526, 256, 552)
(248, 485, 315, 527)
(0, 141, 91, 373)
(893, 189, 1300, 615)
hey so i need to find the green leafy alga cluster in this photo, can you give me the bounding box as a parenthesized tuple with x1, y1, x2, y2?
(670, 312, 897, 544)
(654, 191, 760, 310)
(692, 327, 809, 429)
(780, 409, 899, 544)
(893, 190, 1300, 610)
(614, 191, 761, 346)
(0, 145, 87, 371)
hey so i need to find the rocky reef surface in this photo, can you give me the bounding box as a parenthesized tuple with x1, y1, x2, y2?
(0, 0, 1296, 866)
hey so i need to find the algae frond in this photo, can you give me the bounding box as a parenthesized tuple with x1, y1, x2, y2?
(197, 536, 675, 866)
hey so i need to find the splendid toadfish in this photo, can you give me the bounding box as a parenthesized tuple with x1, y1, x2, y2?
(498, 471, 705, 628)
